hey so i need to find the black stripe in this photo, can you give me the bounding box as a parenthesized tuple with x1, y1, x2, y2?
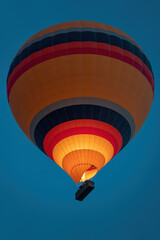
(7, 31, 153, 82)
(34, 104, 131, 152)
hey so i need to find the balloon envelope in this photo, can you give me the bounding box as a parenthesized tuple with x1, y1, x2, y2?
(7, 21, 154, 183)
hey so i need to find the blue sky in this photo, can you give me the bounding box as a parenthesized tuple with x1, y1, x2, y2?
(0, 0, 160, 239)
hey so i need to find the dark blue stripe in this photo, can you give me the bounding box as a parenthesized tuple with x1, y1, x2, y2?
(7, 31, 153, 82)
(34, 104, 131, 153)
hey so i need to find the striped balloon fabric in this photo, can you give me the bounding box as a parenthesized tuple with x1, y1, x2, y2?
(7, 21, 154, 183)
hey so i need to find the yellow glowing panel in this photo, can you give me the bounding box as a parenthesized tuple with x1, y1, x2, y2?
(52, 134, 114, 168)
(62, 149, 105, 183)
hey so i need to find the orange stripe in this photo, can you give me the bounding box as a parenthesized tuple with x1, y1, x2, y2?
(52, 134, 114, 168)
(7, 42, 154, 98)
(62, 149, 105, 183)
(9, 54, 153, 141)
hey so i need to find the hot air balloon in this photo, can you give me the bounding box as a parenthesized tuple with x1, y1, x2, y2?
(7, 21, 154, 200)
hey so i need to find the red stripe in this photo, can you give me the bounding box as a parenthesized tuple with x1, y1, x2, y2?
(42, 119, 123, 153)
(87, 166, 97, 171)
(7, 42, 154, 99)
(43, 126, 122, 161)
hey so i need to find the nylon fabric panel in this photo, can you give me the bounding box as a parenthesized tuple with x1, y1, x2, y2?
(43, 119, 123, 159)
(62, 149, 105, 183)
(7, 41, 154, 97)
(36, 105, 128, 152)
(9, 54, 153, 141)
(15, 27, 142, 60)
(30, 98, 135, 144)
(18, 21, 139, 52)
(8, 29, 152, 80)
(43, 125, 121, 159)
(52, 134, 114, 168)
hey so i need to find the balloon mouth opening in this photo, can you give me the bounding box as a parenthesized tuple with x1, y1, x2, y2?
(80, 165, 97, 182)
